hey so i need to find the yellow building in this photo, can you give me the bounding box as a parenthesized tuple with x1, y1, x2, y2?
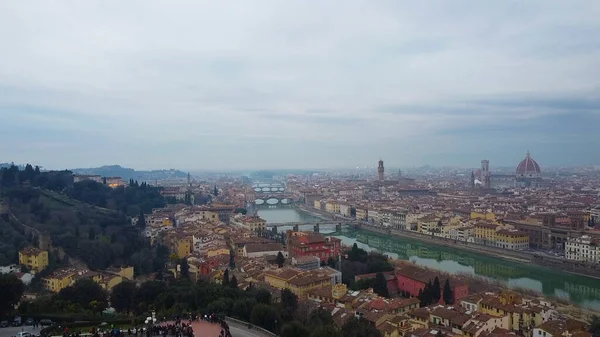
(495, 229, 529, 250)
(106, 265, 134, 280)
(314, 199, 322, 210)
(325, 200, 340, 214)
(98, 275, 123, 291)
(19, 247, 49, 272)
(474, 223, 499, 243)
(479, 294, 542, 332)
(470, 212, 497, 221)
(42, 268, 76, 292)
(264, 268, 334, 299)
(207, 247, 230, 257)
(232, 215, 266, 232)
(356, 206, 368, 221)
(176, 238, 192, 258)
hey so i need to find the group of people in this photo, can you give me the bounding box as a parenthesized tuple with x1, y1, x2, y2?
(150, 321, 194, 337)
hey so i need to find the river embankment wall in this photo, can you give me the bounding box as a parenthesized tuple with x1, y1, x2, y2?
(356, 223, 600, 280)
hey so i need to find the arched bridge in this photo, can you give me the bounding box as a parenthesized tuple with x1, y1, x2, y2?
(253, 183, 286, 193)
(254, 193, 294, 205)
(266, 219, 359, 227)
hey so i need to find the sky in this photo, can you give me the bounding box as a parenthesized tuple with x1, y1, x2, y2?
(1, 1, 600, 171)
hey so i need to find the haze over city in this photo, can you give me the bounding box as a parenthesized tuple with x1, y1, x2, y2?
(1, 1, 599, 170)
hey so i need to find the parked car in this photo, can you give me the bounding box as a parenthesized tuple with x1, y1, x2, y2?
(39, 319, 54, 327)
(25, 318, 34, 326)
(12, 316, 22, 327)
(13, 332, 32, 337)
(0, 321, 9, 328)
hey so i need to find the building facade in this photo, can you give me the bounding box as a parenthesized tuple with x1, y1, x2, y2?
(19, 248, 49, 273)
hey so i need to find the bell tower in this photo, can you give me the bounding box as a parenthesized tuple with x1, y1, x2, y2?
(378, 159, 384, 181)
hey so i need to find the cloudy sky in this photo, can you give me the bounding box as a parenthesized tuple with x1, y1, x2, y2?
(1, 1, 599, 170)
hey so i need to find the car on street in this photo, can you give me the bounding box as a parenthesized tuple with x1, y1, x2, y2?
(0, 320, 9, 328)
(12, 317, 22, 327)
(39, 319, 54, 327)
(13, 332, 32, 337)
(25, 318, 34, 326)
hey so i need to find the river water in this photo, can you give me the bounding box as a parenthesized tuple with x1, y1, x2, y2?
(258, 206, 600, 310)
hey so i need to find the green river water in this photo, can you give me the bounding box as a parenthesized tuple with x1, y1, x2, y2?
(258, 207, 600, 311)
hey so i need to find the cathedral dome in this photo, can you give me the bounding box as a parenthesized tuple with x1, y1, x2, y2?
(516, 151, 541, 177)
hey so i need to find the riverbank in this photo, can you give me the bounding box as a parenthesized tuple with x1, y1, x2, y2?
(357, 223, 600, 280)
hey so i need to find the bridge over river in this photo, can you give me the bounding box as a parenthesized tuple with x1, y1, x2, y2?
(266, 219, 358, 227)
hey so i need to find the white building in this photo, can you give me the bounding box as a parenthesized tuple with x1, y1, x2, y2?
(565, 235, 600, 263)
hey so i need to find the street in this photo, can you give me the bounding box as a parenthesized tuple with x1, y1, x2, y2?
(0, 326, 39, 337)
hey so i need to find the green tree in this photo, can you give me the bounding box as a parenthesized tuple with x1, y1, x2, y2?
(234, 208, 247, 215)
(179, 258, 189, 279)
(310, 325, 342, 337)
(229, 249, 236, 269)
(255, 288, 272, 305)
(110, 281, 136, 313)
(88, 227, 96, 240)
(341, 317, 382, 337)
(230, 275, 238, 289)
(373, 272, 389, 297)
(281, 321, 310, 337)
(281, 288, 298, 311)
(327, 257, 337, 268)
(0, 274, 25, 316)
(138, 211, 146, 228)
(432, 276, 441, 303)
(222, 269, 230, 286)
(250, 303, 281, 333)
(589, 315, 600, 337)
(277, 251, 285, 268)
(57, 279, 108, 311)
(443, 279, 453, 304)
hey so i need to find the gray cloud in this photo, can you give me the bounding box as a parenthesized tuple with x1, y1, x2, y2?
(0, 1, 599, 169)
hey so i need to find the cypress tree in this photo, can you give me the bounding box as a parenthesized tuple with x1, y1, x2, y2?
(433, 276, 441, 303)
(443, 279, 453, 304)
(222, 269, 230, 286)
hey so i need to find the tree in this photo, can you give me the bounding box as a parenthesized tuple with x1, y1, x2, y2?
(373, 272, 389, 297)
(341, 317, 382, 337)
(320, 260, 327, 267)
(327, 257, 337, 268)
(281, 321, 310, 337)
(311, 325, 342, 337)
(432, 276, 441, 303)
(222, 269, 230, 286)
(250, 303, 281, 333)
(229, 249, 236, 269)
(57, 279, 108, 311)
(234, 208, 247, 215)
(88, 227, 96, 240)
(110, 281, 136, 313)
(255, 288, 272, 305)
(281, 288, 298, 311)
(138, 211, 146, 229)
(110, 233, 117, 243)
(277, 252, 285, 268)
(443, 279, 453, 304)
(213, 185, 219, 196)
(0, 274, 25, 316)
(179, 258, 189, 279)
(230, 275, 238, 289)
(590, 316, 600, 337)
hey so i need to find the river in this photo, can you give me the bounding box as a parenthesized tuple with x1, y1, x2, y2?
(258, 206, 600, 310)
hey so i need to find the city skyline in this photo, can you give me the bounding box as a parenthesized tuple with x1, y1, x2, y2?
(1, 1, 599, 170)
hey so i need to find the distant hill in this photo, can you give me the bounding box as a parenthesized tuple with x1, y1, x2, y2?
(72, 165, 188, 181)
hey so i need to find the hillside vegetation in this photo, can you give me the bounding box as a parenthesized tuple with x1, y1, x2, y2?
(0, 164, 169, 274)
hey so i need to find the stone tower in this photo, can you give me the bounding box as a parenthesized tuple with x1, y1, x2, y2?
(378, 159, 384, 181)
(481, 160, 491, 188)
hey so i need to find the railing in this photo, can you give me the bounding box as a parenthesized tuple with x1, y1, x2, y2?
(224, 316, 277, 337)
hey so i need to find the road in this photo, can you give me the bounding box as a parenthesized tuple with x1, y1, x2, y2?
(227, 321, 273, 337)
(0, 325, 39, 337)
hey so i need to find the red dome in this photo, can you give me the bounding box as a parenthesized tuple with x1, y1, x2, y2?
(516, 151, 541, 175)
